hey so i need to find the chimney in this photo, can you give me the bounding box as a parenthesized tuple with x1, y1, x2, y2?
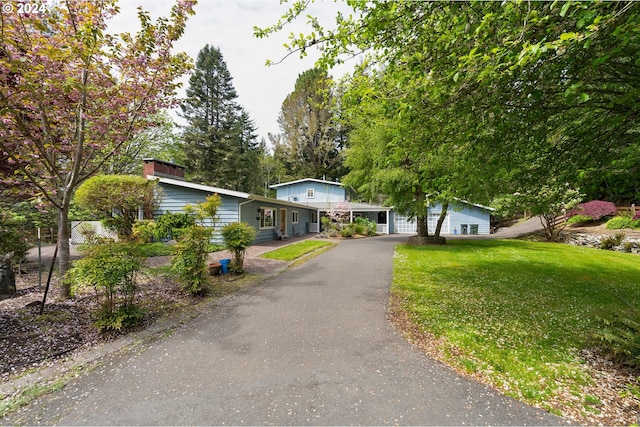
(143, 158, 185, 180)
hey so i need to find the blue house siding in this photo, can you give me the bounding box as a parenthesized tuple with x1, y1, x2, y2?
(155, 183, 241, 243)
(393, 202, 493, 235)
(275, 181, 345, 203)
(155, 181, 317, 244)
(449, 202, 492, 235)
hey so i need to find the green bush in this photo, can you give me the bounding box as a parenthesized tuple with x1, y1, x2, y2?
(606, 216, 632, 230)
(221, 222, 257, 273)
(631, 219, 640, 229)
(170, 225, 212, 295)
(592, 299, 640, 368)
(340, 225, 354, 238)
(155, 211, 196, 240)
(66, 242, 144, 330)
(567, 214, 593, 224)
(353, 223, 366, 235)
(600, 232, 626, 250)
(0, 210, 31, 268)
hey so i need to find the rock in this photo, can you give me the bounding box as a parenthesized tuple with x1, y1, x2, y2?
(0, 264, 16, 299)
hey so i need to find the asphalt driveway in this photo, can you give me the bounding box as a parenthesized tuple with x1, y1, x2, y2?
(10, 235, 567, 425)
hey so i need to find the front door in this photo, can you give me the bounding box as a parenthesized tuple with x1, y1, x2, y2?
(280, 209, 287, 235)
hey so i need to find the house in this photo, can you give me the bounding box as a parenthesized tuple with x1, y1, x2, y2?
(270, 178, 494, 235)
(143, 159, 317, 243)
(270, 178, 392, 234)
(393, 200, 495, 235)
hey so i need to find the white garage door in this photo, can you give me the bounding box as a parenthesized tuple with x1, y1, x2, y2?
(394, 214, 450, 234)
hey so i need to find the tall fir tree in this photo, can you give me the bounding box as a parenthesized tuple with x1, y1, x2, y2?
(275, 68, 345, 181)
(180, 45, 260, 191)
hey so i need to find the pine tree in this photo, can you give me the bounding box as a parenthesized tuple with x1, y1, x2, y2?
(180, 45, 260, 191)
(275, 68, 345, 181)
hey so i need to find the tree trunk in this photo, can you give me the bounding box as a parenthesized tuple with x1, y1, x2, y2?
(416, 215, 429, 238)
(434, 202, 449, 237)
(57, 202, 72, 298)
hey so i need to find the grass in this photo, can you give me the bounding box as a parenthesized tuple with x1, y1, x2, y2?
(260, 240, 335, 261)
(392, 239, 640, 412)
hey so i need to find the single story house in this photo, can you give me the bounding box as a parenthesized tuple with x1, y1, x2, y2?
(270, 178, 494, 235)
(144, 159, 317, 243)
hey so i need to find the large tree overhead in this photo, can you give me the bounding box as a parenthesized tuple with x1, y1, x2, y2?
(0, 0, 195, 296)
(257, 1, 640, 237)
(180, 44, 261, 192)
(275, 68, 345, 181)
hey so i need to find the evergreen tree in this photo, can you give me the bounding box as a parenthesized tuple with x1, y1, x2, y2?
(180, 45, 260, 191)
(275, 68, 345, 181)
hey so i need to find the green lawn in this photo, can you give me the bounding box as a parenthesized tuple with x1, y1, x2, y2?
(260, 240, 335, 261)
(393, 239, 640, 414)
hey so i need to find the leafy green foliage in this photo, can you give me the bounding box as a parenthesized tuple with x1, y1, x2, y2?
(592, 299, 640, 368)
(152, 211, 196, 241)
(599, 232, 626, 250)
(274, 68, 345, 181)
(567, 214, 593, 225)
(75, 175, 158, 239)
(170, 225, 212, 295)
(606, 216, 633, 230)
(220, 222, 257, 273)
(0, 210, 31, 267)
(66, 242, 144, 330)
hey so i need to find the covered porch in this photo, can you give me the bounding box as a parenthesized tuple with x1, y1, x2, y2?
(306, 201, 392, 235)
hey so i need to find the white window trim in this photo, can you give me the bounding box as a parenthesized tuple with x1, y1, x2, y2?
(260, 206, 275, 229)
(292, 211, 299, 224)
(306, 188, 315, 199)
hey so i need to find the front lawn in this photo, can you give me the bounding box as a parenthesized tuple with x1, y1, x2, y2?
(392, 239, 640, 422)
(260, 240, 335, 261)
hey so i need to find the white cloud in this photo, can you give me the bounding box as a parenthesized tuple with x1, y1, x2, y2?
(108, 0, 355, 144)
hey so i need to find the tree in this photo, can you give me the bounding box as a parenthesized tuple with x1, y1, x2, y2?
(101, 111, 185, 175)
(0, 1, 195, 297)
(275, 68, 345, 180)
(180, 45, 261, 192)
(257, 1, 640, 240)
(75, 175, 158, 238)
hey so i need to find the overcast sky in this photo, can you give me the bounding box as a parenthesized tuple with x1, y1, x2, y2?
(108, 0, 356, 146)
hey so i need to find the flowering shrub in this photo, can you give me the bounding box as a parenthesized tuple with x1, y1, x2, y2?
(634, 211, 640, 221)
(568, 200, 617, 221)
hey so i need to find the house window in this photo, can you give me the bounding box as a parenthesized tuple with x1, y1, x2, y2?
(306, 188, 315, 199)
(292, 211, 299, 224)
(260, 207, 275, 229)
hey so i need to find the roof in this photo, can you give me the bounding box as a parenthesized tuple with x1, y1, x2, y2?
(153, 177, 319, 210)
(269, 178, 342, 189)
(453, 198, 496, 212)
(301, 201, 391, 212)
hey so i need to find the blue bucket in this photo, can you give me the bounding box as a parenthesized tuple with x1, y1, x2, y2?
(219, 259, 231, 274)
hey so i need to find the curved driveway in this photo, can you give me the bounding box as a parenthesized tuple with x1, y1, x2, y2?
(13, 235, 566, 425)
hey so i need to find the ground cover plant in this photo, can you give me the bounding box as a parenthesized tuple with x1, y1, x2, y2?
(392, 239, 640, 424)
(260, 240, 334, 261)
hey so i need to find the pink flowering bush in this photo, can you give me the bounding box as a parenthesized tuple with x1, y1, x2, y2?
(568, 200, 617, 221)
(634, 211, 640, 221)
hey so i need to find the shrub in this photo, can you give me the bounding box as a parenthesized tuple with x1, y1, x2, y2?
(170, 225, 212, 295)
(66, 242, 144, 330)
(606, 216, 632, 230)
(632, 219, 640, 229)
(155, 211, 196, 240)
(634, 211, 640, 221)
(353, 223, 366, 235)
(568, 200, 617, 221)
(0, 210, 31, 268)
(592, 298, 640, 368)
(600, 232, 625, 250)
(567, 214, 593, 225)
(221, 222, 257, 273)
(340, 225, 354, 238)
(75, 175, 158, 239)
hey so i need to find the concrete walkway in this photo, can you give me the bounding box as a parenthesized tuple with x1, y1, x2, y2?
(9, 235, 566, 425)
